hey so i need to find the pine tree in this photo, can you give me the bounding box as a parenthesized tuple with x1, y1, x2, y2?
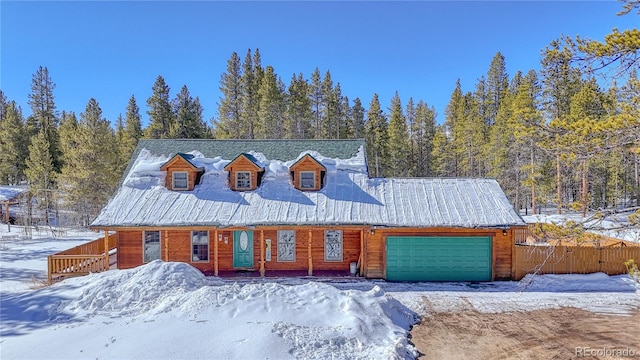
(309, 68, 324, 138)
(193, 98, 209, 137)
(405, 97, 417, 174)
(349, 97, 366, 139)
(452, 91, 484, 177)
(512, 74, 545, 214)
(172, 85, 207, 138)
(250, 49, 265, 138)
(0, 101, 28, 184)
(59, 98, 118, 225)
(618, 71, 640, 206)
(560, 80, 613, 216)
(114, 114, 127, 175)
(387, 92, 410, 176)
(411, 100, 436, 177)
(25, 130, 56, 223)
(473, 77, 492, 175)
(364, 94, 388, 177)
(27, 66, 61, 172)
(509, 71, 524, 97)
(240, 50, 255, 138)
(240, 49, 257, 139)
(439, 80, 464, 177)
(486, 52, 509, 126)
(540, 38, 583, 213)
(145, 75, 174, 139)
(216, 52, 243, 139)
(320, 71, 337, 138)
(255, 66, 285, 138)
(58, 111, 79, 169)
(120, 95, 143, 162)
(338, 94, 353, 140)
(541, 38, 582, 121)
(574, 0, 639, 79)
(0, 90, 8, 121)
(431, 124, 454, 177)
(286, 73, 312, 139)
(487, 86, 517, 207)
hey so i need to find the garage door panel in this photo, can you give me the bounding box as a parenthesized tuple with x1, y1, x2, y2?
(386, 236, 492, 281)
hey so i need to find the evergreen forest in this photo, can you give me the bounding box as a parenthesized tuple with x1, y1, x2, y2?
(0, 4, 639, 227)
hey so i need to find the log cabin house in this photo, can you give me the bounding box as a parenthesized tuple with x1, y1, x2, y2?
(90, 139, 527, 281)
(0, 185, 29, 223)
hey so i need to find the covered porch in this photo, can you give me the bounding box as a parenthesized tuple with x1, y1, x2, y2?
(0, 186, 29, 224)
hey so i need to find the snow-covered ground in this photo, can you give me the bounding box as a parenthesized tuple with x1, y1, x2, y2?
(1, 226, 639, 359)
(522, 211, 640, 243)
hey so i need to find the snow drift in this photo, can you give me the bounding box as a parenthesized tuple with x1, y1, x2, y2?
(4, 261, 418, 359)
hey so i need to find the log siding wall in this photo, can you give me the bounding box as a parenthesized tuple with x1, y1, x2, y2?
(114, 225, 518, 280)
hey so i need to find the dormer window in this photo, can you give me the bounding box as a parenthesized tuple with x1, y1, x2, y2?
(160, 153, 204, 191)
(235, 171, 252, 190)
(290, 154, 326, 191)
(300, 171, 315, 189)
(224, 154, 264, 191)
(172, 171, 188, 190)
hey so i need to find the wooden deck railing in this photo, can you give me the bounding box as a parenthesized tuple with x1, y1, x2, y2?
(513, 245, 640, 280)
(514, 226, 534, 244)
(48, 235, 117, 283)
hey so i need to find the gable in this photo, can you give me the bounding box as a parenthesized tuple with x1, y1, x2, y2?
(223, 153, 264, 172)
(290, 154, 326, 171)
(160, 153, 200, 171)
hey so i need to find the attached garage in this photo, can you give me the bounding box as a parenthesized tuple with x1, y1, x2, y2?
(386, 236, 492, 281)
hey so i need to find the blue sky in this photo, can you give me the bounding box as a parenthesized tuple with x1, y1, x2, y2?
(1, 1, 636, 127)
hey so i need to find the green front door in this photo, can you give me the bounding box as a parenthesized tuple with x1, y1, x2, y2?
(386, 236, 492, 282)
(233, 230, 254, 268)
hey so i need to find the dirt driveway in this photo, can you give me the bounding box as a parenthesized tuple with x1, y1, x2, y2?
(410, 299, 640, 359)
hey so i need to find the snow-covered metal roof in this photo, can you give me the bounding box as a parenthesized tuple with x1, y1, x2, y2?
(92, 142, 525, 228)
(0, 186, 29, 202)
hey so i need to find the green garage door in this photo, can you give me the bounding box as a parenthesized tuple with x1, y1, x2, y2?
(386, 236, 492, 281)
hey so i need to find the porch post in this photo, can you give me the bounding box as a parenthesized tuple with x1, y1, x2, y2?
(214, 229, 219, 276)
(104, 229, 109, 271)
(164, 230, 169, 261)
(359, 229, 364, 277)
(308, 230, 313, 276)
(260, 230, 265, 277)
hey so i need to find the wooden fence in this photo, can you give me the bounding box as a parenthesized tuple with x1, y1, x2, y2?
(513, 245, 640, 280)
(47, 235, 117, 283)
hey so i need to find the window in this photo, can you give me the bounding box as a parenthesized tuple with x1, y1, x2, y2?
(172, 171, 188, 190)
(324, 230, 343, 262)
(191, 231, 209, 262)
(236, 171, 251, 189)
(143, 231, 161, 263)
(300, 171, 315, 189)
(277, 230, 295, 262)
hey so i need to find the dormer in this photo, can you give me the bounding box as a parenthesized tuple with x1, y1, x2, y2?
(224, 153, 265, 191)
(289, 154, 326, 191)
(160, 153, 204, 191)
